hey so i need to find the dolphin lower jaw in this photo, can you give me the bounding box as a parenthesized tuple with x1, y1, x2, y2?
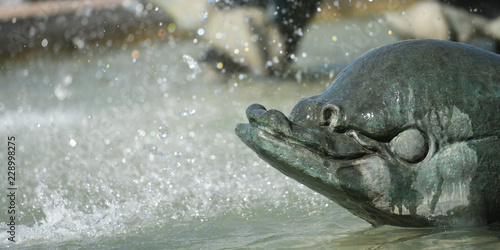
(235, 122, 364, 204)
(235, 123, 350, 177)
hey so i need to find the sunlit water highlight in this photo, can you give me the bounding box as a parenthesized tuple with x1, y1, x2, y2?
(0, 20, 498, 248)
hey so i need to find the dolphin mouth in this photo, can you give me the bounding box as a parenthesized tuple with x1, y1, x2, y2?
(235, 103, 373, 162)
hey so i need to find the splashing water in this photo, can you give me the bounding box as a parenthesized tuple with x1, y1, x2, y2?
(182, 54, 202, 80)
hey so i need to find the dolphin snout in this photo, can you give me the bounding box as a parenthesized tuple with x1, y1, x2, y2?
(246, 103, 292, 136)
(246, 103, 267, 125)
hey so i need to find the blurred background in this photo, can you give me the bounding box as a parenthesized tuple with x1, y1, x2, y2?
(3, 0, 500, 68)
(0, 0, 499, 248)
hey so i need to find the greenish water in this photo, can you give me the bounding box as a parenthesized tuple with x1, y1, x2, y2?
(0, 19, 499, 249)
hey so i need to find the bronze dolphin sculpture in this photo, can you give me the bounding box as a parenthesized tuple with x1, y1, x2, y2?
(235, 39, 500, 227)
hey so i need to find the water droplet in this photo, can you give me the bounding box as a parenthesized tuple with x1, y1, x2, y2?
(157, 126, 169, 139)
(131, 50, 140, 60)
(41, 39, 48, 47)
(158, 29, 166, 38)
(64, 75, 73, 85)
(138, 129, 146, 137)
(295, 28, 303, 37)
(183, 55, 202, 80)
(167, 23, 176, 33)
(135, 3, 144, 13)
(55, 85, 71, 100)
(73, 37, 85, 49)
(199, 11, 208, 22)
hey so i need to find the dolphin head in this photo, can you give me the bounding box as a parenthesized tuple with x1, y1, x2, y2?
(235, 40, 500, 227)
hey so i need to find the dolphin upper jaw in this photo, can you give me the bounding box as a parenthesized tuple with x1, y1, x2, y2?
(239, 103, 374, 161)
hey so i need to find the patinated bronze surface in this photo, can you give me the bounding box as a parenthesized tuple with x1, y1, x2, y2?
(236, 39, 500, 227)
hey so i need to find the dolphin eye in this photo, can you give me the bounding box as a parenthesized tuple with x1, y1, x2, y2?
(389, 129, 428, 163)
(321, 104, 341, 128)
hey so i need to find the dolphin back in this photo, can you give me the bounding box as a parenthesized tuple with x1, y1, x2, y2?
(318, 39, 500, 139)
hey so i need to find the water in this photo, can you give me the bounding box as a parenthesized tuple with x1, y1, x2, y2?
(0, 19, 499, 249)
